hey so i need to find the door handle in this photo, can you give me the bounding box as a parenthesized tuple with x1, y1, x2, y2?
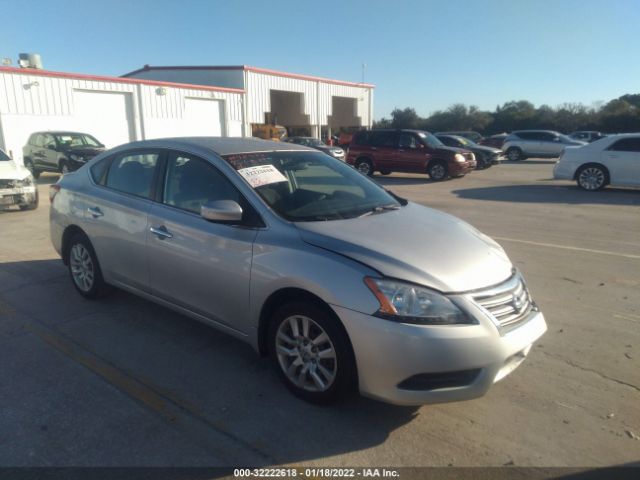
(150, 226, 173, 239)
(87, 206, 104, 218)
(608, 154, 618, 158)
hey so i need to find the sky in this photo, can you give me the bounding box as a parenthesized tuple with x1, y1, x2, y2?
(1, 0, 639, 119)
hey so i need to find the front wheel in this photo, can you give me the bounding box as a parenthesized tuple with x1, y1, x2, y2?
(427, 161, 448, 181)
(506, 147, 523, 161)
(269, 302, 356, 404)
(60, 160, 71, 175)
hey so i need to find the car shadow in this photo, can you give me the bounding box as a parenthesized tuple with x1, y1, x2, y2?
(373, 175, 430, 186)
(501, 159, 558, 165)
(0, 259, 419, 467)
(452, 184, 640, 206)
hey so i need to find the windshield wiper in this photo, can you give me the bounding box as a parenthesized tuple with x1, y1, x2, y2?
(356, 204, 401, 218)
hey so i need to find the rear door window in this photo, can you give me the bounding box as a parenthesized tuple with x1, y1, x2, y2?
(369, 131, 397, 147)
(609, 138, 640, 152)
(105, 151, 159, 199)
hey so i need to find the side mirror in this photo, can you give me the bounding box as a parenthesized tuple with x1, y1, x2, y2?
(416, 143, 425, 149)
(553, 137, 561, 142)
(201, 200, 243, 223)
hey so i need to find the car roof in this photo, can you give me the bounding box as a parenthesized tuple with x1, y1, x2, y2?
(113, 137, 314, 156)
(33, 131, 94, 135)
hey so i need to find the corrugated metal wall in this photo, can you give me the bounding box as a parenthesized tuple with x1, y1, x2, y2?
(0, 70, 243, 162)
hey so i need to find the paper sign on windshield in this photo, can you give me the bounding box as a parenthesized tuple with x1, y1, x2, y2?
(238, 165, 288, 188)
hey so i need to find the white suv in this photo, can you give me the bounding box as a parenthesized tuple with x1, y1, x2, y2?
(502, 130, 587, 161)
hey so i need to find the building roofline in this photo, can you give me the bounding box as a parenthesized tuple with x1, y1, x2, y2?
(121, 64, 376, 89)
(0, 66, 245, 94)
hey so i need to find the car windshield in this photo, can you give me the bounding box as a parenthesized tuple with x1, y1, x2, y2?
(453, 136, 475, 146)
(417, 132, 444, 148)
(54, 134, 102, 148)
(0, 149, 10, 161)
(223, 151, 401, 222)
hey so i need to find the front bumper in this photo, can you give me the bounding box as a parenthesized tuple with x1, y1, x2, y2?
(333, 304, 546, 406)
(0, 186, 37, 207)
(450, 160, 477, 176)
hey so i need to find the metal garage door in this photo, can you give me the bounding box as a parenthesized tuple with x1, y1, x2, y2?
(73, 90, 135, 148)
(182, 98, 224, 136)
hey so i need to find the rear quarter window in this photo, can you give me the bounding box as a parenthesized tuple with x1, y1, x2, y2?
(90, 156, 112, 185)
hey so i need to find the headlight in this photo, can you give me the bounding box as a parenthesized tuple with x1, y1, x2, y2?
(69, 154, 85, 162)
(364, 277, 474, 325)
(15, 177, 33, 187)
(454, 153, 466, 163)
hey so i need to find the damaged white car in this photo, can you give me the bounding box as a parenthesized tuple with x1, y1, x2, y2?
(0, 149, 39, 210)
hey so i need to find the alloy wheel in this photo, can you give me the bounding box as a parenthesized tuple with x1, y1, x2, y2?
(69, 243, 94, 292)
(578, 167, 605, 190)
(430, 163, 446, 180)
(356, 161, 371, 175)
(275, 315, 337, 392)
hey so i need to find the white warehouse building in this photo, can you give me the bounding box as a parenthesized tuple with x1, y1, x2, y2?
(0, 66, 244, 164)
(0, 64, 374, 166)
(122, 65, 375, 139)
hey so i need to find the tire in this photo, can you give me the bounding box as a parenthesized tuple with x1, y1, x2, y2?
(59, 160, 71, 175)
(355, 158, 374, 177)
(24, 158, 40, 179)
(427, 161, 448, 181)
(19, 189, 39, 211)
(268, 302, 357, 404)
(379, 169, 391, 175)
(576, 164, 607, 191)
(506, 147, 523, 161)
(66, 232, 111, 299)
(475, 154, 490, 170)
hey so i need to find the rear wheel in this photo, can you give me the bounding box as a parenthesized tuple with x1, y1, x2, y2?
(355, 158, 374, 176)
(506, 147, 523, 161)
(427, 161, 448, 181)
(269, 302, 356, 404)
(24, 158, 40, 179)
(66, 233, 111, 299)
(576, 165, 607, 191)
(60, 160, 71, 175)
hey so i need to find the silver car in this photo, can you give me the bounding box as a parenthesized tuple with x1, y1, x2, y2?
(502, 130, 587, 161)
(50, 137, 546, 406)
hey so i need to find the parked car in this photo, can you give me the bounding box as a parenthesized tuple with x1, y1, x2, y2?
(0, 148, 38, 210)
(435, 134, 502, 169)
(337, 132, 353, 148)
(50, 137, 546, 405)
(502, 130, 587, 161)
(283, 136, 345, 160)
(553, 133, 640, 190)
(478, 133, 509, 149)
(568, 131, 607, 143)
(435, 131, 483, 143)
(346, 129, 476, 180)
(23, 131, 106, 178)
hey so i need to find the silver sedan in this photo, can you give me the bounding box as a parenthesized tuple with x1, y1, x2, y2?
(50, 137, 546, 405)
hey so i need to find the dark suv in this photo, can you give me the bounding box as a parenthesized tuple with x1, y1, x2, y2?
(346, 129, 476, 180)
(23, 131, 105, 178)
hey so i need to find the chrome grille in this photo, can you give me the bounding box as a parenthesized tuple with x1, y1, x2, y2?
(470, 274, 533, 331)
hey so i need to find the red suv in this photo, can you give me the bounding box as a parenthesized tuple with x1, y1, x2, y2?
(346, 129, 476, 180)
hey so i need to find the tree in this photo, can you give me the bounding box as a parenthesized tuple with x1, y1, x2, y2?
(390, 108, 420, 129)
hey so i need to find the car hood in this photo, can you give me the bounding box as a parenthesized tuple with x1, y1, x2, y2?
(472, 145, 502, 155)
(295, 202, 513, 292)
(0, 160, 32, 180)
(435, 145, 467, 155)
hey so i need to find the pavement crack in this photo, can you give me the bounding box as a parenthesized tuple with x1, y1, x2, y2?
(541, 351, 640, 393)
